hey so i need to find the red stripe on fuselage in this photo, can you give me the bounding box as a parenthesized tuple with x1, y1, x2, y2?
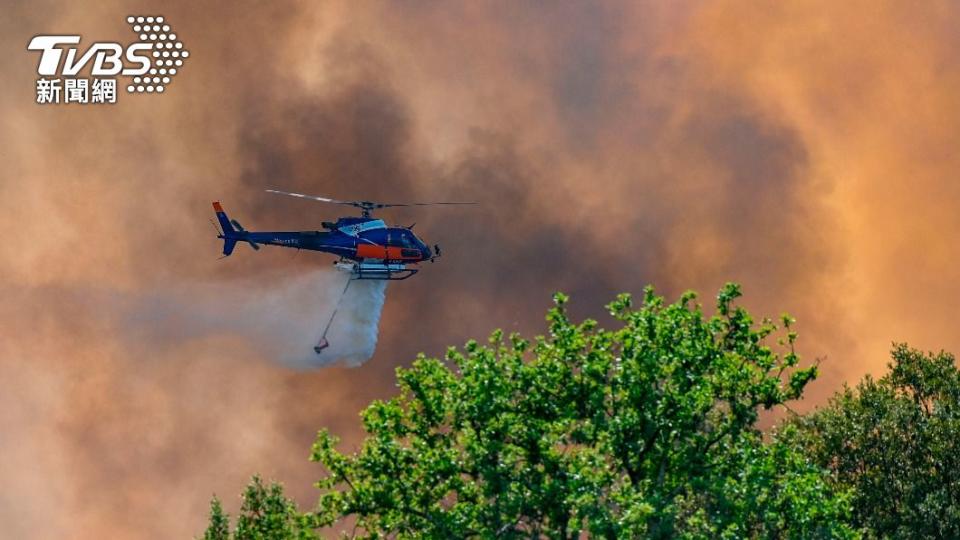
(356, 244, 388, 259)
(356, 244, 421, 260)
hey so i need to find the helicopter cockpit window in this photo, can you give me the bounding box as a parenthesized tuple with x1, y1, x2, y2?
(400, 233, 415, 248)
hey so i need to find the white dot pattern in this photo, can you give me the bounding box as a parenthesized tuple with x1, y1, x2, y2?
(125, 15, 188, 94)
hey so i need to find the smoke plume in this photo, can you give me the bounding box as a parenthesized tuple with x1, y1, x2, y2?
(3, 1, 960, 537)
(115, 268, 386, 368)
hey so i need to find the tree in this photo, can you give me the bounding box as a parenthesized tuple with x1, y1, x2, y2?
(202, 476, 318, 540)
(204, 497, 230, 540)
(787, 344, 960, 538)
(303, 284, 854, 538)
(205, 284, 857, 538)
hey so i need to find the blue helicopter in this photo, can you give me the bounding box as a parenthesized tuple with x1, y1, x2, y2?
(211, 189, 475, 281)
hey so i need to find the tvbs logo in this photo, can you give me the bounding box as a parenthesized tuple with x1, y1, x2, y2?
(28, 15, 189, 105)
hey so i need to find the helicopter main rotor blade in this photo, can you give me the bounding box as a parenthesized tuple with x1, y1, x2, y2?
(266, 189, 477, 211)
(383, 202, 479, 207)
(265, 189, 356, 206)
(368, 201, 479, 210)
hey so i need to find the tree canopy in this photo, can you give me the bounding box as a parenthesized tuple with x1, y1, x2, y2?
(205, 284, 872, 539)
(787, 345, 960, 538)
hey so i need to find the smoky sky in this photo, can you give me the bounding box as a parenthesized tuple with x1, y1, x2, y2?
(3, 0, 960, 537)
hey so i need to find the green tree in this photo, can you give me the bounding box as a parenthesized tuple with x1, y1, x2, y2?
(304, 284, 853, 538)
(202, 476, 318, 540)
(787, 344, 960, 538)
(205, 284, 856, 538)
(204, 496, 230, 540)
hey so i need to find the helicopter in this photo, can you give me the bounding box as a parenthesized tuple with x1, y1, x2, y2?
(211, 190, 475, 355)
(211, 189, 476, 281)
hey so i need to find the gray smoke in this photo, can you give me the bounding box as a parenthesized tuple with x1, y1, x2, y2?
(121, 269, 387, 368)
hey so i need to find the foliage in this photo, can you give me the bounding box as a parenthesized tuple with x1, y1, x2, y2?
(202, 476, 318, 540)
(205, 284, 860, 538)
(787, 344, 960, 538)
(204, 497, 230, 540)
(299, 283, 851, 538)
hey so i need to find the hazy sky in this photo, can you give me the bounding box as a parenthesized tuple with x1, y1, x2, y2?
(4, 1, 960, 537)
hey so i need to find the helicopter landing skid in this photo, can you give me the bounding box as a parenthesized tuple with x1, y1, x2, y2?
(334, 260, 419, 281)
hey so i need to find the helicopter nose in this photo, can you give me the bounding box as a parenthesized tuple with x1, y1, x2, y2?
(422, 244, 432, 259)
